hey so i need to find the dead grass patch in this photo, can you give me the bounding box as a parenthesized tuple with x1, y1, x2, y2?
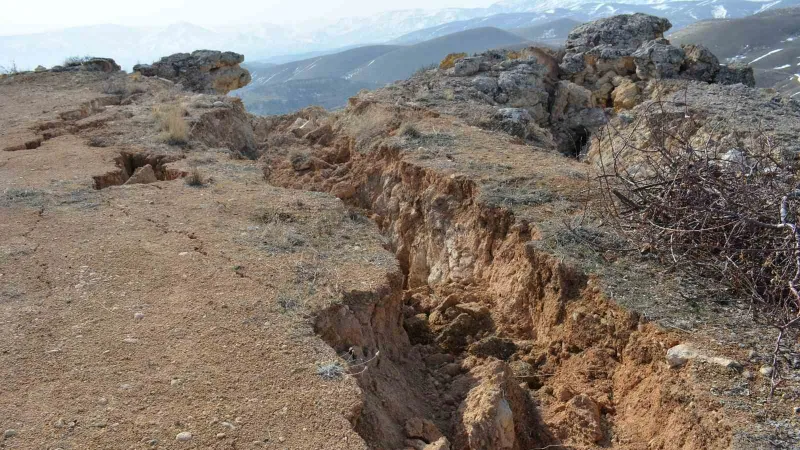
(153, 104, 189, 145)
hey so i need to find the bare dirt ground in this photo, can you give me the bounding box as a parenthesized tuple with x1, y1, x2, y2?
(1, 70, 799, 450)
(1, 72, 383, 449)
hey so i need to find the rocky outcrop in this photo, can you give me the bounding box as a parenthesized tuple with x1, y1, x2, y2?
(716, 63, 756, 87)
(359, 13, 762, 156)
(632, 38, 685, 80)
(564, 13, 672, 56)
(50, 57, 121, 74)
(680, 44, 720, 83)
(133, 50, 251, 94)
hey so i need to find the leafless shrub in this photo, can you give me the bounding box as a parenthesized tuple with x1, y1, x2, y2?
(595, 93, 800, 394)
(0, 61, 19, 75)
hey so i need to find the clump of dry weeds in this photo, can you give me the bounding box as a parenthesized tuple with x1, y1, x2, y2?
(153, 103, 189, 145)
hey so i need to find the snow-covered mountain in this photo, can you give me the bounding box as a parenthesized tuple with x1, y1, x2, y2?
(2, 0, 799, 71)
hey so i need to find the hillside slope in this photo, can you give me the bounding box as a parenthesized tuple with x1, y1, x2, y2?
(670, 7, 800, 96)
(244, 45, 403, 86)
(350, 27, 530, 84)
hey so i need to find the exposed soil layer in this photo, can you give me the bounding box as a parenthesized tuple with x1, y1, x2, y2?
(258, 102, 747, 450)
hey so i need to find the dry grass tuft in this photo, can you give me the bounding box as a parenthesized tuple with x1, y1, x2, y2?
(398, 123, 421, 139)
(153, 104, 189, 145)
(185, 168, 206, 187)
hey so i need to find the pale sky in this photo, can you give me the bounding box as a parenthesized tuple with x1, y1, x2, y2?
(2, 0, 496, 34)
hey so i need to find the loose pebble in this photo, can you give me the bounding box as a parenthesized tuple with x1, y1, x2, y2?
(760, 366, 774, 377)
(216, 433, 226, 439)
(3, 429, 17, 439)
(134, 312, 145, 320)
(176, 431, 192, 441)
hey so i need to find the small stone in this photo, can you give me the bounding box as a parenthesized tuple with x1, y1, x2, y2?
(123, 337, 139, 344)
(147, 439, 158, 446)
(4, 429, 17, 439)
(216, 433, 226, 439)
(176, 431, 192, 442)
(666, 344, 699, 368)
(221, 421, 235, 429)
(442, 363, 461, 377)
(99, 397, 108, 405)
(278, 436, 285, 442)
(760, 366, 774, 377)
(742, 370, 754, 380)
(134, 312, 145, 320)
(792, 406, 800, 416)
(747, 350, 758, 360)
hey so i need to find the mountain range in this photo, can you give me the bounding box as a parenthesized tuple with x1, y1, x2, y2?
(3, 0, 799, 71)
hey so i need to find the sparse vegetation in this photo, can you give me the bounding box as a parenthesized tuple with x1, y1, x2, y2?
(413, 63, 438, 77)
(0, 61, 20, 75)
(316, 362, 344, 380)
(153, 104, 189, 145)
(439, 52, 467, 70)
(102, 76, 147, 97)
(184, 168, 206, 187)
(63, 56, 93, 67)
(398, 123, 421, 138)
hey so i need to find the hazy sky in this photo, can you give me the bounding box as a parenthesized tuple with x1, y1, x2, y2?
(2, 0, 496, 34)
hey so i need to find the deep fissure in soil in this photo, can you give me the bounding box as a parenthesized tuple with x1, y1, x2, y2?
(93, 151, 186, 189)
(266, 144, 735, 449)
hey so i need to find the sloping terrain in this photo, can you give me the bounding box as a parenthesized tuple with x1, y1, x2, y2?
(670, 7, 800, 96)
(243, 45, 403, 86)
(349, 28, 530, 85)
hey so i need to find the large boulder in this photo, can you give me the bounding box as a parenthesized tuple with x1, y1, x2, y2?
(133, 50, 251, 94)
(453, 57, 483, 77)
(680, 44, 720, 83)
(81, 57, 122, 73)
(50, 57, 121, 73)
(715, 63, 756, 87)
(632, 38, 685, 80)
(563, 13, 672, 61)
